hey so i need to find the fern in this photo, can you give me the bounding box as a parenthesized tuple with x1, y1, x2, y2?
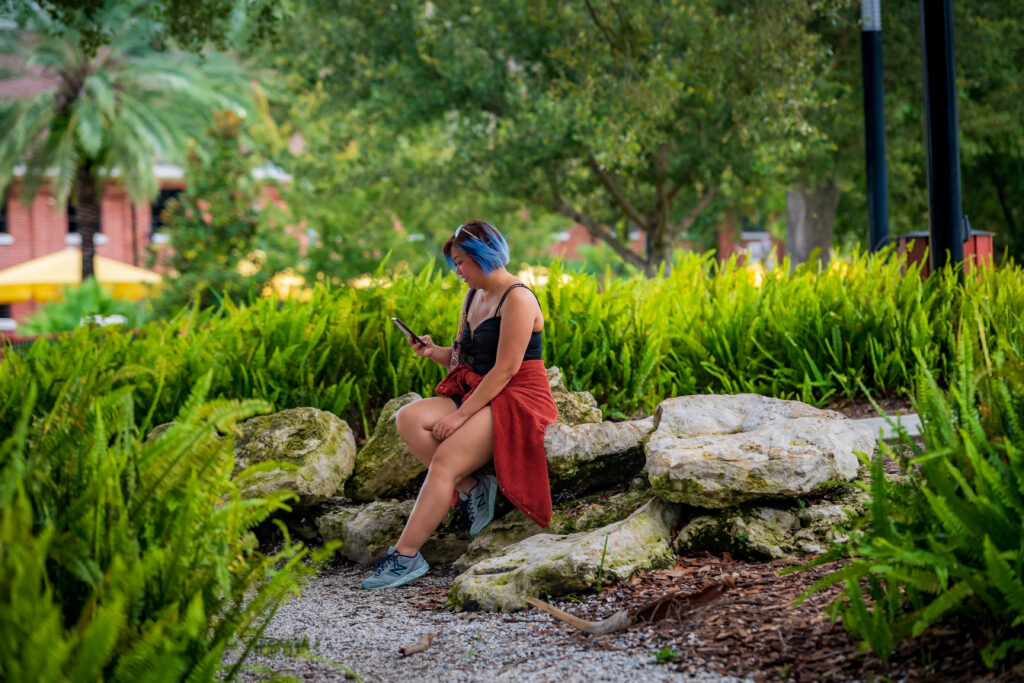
(797, 312, 1024, 664)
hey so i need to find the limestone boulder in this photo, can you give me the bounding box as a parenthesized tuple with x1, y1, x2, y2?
(545, 417, 654, 493)
(452, 484, 654, 571)
(447, 498, 680, 612)
(344, 393, 423, 501)
(547, 366, 602, 425)
(233, 408, 356, 508)
(317, 500, 468, 564)
(676, 488, 869, 559)
(646, 394, 876, 508)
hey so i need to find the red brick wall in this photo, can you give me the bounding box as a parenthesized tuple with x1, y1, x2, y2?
(1, 182, 168, 320)
(548, 223, 646, 261)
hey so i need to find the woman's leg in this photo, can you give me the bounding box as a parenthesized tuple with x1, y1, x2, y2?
(394, 406, 494, 556)
(395, 398, 478, 495)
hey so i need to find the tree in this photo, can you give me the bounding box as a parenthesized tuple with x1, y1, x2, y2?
(0, 0, 254, 280)
(266, 0, 832, 276)
(14, 0, 280, 53)
(786, 1, 1024, 263)
(150, 109, 298, 314)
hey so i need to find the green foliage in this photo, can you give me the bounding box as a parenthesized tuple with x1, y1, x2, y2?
(12, 0, 280, 53)
(4, 247, 1018, 446)
(0, 1, 253, 208)
(795, 300, 1024, 665)
(651, 647, 682, 664)
(0, 368, 332, 681)
(263, 0, 833, 274)
(19, 279, 150, 335)
(149, 109, 299, 315)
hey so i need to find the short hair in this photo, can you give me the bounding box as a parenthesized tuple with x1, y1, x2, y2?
(442, 221, 510, 274)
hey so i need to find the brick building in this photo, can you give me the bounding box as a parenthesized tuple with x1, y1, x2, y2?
(0, 167, 187, 328)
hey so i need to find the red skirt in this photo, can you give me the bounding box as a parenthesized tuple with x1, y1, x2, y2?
(435, 359, 558, 527)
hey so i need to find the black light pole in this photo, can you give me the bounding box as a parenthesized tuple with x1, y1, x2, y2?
(861, 0, 890, 252)
(919, 0, 964, 272)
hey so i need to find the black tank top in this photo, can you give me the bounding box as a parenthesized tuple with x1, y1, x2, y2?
(459, 283, 543, 376)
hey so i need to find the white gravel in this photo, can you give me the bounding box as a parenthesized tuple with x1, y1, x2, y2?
(237, 561, 745, 682)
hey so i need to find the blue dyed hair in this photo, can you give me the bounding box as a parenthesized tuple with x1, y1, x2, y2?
(442, 221, 510, 274)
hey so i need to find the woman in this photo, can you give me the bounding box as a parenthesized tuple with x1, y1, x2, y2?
(361, 220, 558, 590)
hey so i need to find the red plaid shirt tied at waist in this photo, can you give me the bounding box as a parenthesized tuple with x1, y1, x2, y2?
(435, 359, 558, 527)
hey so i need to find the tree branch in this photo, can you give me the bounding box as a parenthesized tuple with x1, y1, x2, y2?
(646, 144, 672, 256)
(670, 185, 718, 237)
(583, 0, 616, 52)
(585, 153, 649, 229)
(545, 170, 647, 270)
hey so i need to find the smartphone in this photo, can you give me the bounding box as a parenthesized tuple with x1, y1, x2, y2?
(391, 317, 425, 346)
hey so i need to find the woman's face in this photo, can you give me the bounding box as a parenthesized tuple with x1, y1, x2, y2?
(451, 247, 485, 288)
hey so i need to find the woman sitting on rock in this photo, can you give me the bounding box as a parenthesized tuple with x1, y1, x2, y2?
(361, 220, 558, 589)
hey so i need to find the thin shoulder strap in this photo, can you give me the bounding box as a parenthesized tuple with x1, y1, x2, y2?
(494, 283, 533, 317)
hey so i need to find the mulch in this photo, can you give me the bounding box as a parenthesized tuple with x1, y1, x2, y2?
(546, 552, 1024, 682)
(827, 393, 916, 421)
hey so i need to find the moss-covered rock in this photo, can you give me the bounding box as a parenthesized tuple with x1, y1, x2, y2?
(344, 393, 423, 501)
(447, 498, 680, 612)
(317, 499, 469, 564)
(646, 394, 876, 508)
(233, 407, 356, 508)
(675, 489, 869, 559)
(545, 417, 654, 494)
(547, 366, 602, 425)
(452, 484, 655, 571)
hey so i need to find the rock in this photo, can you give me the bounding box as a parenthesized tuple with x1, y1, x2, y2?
(676, 489, 869, 559)
(317, 500, 469, 564)
(452, 484, 654, 572)
(448, 498, 680, 612)
(547, 366, 602, 425)
(233, 407, 356, 508)
(646, 394, 876, 508)
(344, 393, 423, 501)
(545, 417, 654, 493)
(451, 509, 544, 573)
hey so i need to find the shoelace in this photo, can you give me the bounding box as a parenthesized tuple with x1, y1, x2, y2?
(461, 484, 487, 522)
(372, 552, 405, 575)
(460, 495, 477, 522)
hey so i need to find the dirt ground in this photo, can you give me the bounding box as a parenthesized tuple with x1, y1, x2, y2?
(413, 552, 1023, 682)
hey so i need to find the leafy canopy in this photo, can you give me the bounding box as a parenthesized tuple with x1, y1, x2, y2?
(266, 0, 835, 274)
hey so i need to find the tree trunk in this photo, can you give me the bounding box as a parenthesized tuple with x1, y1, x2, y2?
(646, 221, 673, 278)
(786, 181, 839, 268)
(75, 165, 100, 280)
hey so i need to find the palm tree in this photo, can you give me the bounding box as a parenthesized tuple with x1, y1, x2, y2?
(0, 1, 254, 279)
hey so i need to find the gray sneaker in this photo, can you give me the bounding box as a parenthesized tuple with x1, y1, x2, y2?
(459, 474, 497, 537)
(360, 547, 429, 590)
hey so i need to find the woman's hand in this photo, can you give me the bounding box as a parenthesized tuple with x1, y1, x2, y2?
(432, 410, 468, 441)
(409, 334, 433, 358)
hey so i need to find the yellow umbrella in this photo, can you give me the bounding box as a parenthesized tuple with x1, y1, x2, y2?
(0, 249, 161, 303)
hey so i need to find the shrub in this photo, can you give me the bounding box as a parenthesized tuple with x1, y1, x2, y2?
(19, 278, 150, 335)
(4, 248, 1021, 439)
(0, 370, 332, 681)
(795, 302, 1024, 665)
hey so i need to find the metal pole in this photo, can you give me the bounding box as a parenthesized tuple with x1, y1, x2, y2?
(919, 0, 964, 272)
(861, 0, 889, 252)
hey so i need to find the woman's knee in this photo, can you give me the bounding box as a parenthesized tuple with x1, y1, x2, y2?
(426, 445, 461, 481)
(395, 402, 428, 441)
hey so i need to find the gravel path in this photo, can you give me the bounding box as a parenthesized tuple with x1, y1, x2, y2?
(238, 561, 744, 682)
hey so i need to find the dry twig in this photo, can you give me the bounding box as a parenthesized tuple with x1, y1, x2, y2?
(524, 596, 632, 635)
(398, 631, 439, 656)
